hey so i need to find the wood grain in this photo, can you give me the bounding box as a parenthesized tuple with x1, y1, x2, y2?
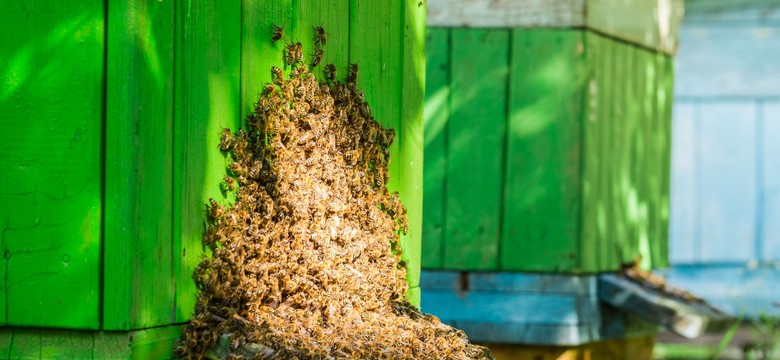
(0, 0, 103, 328)
(104, 0, 176, 330)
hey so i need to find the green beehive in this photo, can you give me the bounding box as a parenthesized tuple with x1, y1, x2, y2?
(422, 0, 683, 274)
(0, 0, 423, 357)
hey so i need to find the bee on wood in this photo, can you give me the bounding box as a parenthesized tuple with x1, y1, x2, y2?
(324, 64, 337, 82)
(347, 63, 359, 83)
(271, 66, 283, 85)
(221, 176, 235, 192)
(285, 42, 303, 65)
(261, 83, 275, 96)
(313, 26, 327, 46)
(310, 49, 323, 68)
(271, 24, 284, 45)
(207, 198, 224, 222)
(218, 128, 234, 151)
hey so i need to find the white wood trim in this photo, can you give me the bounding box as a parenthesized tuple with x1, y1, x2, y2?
(426, 0, 684, 54)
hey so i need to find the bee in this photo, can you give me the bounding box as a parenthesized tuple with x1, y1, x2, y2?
(347, 63, 359, 83)
(294, 42, 303, 64)
(207, 198, 224, 222)
(218, 128, 234, 151)
(313, 26, 327, 46)
(325, 64, 337, 82)
(285, 42, 303, 65)
(221, 175, 235, 192)
(271, 66, 283, 85)
(271, 24, 284, 45)
(310, 49, 323, 68)
(261, 83, 275, 96)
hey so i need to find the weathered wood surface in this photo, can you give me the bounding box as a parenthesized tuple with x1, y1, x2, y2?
(444, 29, 508, 270)
(423, 29, 672, 273)
(419, 271, 658, 345)
(0, 0, 103, 328)
(501, 30, 585, 273)
(657, 265, 780, 319)
(675, 27, 780, 98)
(0, 326, 182, 359)
(104, 0, 176, 330)
(426, 0, 684, 54)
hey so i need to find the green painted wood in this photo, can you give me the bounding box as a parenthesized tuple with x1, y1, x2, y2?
(443, 29, 509, 270)
(421, 28, 449, 269)
(172, 0, 242, 323)
(400, 0, 426, 292)
(349, 0, 403, 193)
(104, 0, 176, 330)
(293, 0, 350, 82)
(425, 29, 673, 273)
(500, 30, 585, 272)
(580, 31, 673, 271)
(0, 326, 182, 359)
(240, 0, 293, 122)
(0, 0, 103, 328)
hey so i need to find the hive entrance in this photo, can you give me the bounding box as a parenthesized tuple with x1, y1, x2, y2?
(178, 41, 492, 359)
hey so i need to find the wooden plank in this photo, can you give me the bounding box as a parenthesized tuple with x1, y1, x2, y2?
(426, 0, 585, 28)
(442, 29, 508, 270)
(0, 325, 183, 359)
(6, 329, 40, 359)
(419, 270, 597, 294)
(39, 330, 94, 359)
(349, 0, 403, 192)
(669, 102, 698, 263)
(697, 103, 757, 262)
(104, 0, 176, 330)
(675, 26, 780, 98)
(292, 0, 349, 83)
(128, 325, 182, 359)
(502, 30, 585, 272)
(654, 51, 674, 269)
(450, 322, 597, 346)
(0, 0, 103, 328)
(399, 0, 426, 292)
(762, 102, 780, 260)
(172, 0, 242, 323)
(586, 0, 684, 54)
(421, 28, 449, 269)
(421, 291, 586, 325)
(658, 265, 780, 319)
(240, 0, 293, 122)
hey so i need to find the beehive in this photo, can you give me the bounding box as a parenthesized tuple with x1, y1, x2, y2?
(0, 0, 424, 357)
(419, 0, 685, 353)
(422, 0, 683, 273)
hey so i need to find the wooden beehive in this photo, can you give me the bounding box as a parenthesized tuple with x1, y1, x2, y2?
(419, 0, 686, 352)
(422, 0, 683, 273)
(0, 0, 424, 357)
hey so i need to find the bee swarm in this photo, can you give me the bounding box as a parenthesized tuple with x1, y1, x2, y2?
(177, 61, 493, 359)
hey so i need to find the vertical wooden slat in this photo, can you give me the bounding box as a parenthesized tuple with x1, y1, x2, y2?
(762, 102, 780, 261)
(0, 0, 103, 328)
(698, 102, 757, 262)
(400, 0, 425, 299)
(173, 0, 242, 323)
(653, 52, 673, 268)
(104, 0, 176, 329)
(443, 29, 508, 270)
(241, 0, 293, 122)
(669, 102, 697, 263)
(293, 1, 349, 82)
(421, 28, 449, 269)
(502, 30, 585, 272)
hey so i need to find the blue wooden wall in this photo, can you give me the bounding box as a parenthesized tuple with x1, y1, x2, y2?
(666, 0, 780, 318)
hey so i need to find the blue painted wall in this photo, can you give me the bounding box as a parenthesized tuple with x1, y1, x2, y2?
(666, 0, 780, 317)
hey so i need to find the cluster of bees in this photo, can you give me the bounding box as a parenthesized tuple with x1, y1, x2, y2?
(177, 25, 493, 360)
